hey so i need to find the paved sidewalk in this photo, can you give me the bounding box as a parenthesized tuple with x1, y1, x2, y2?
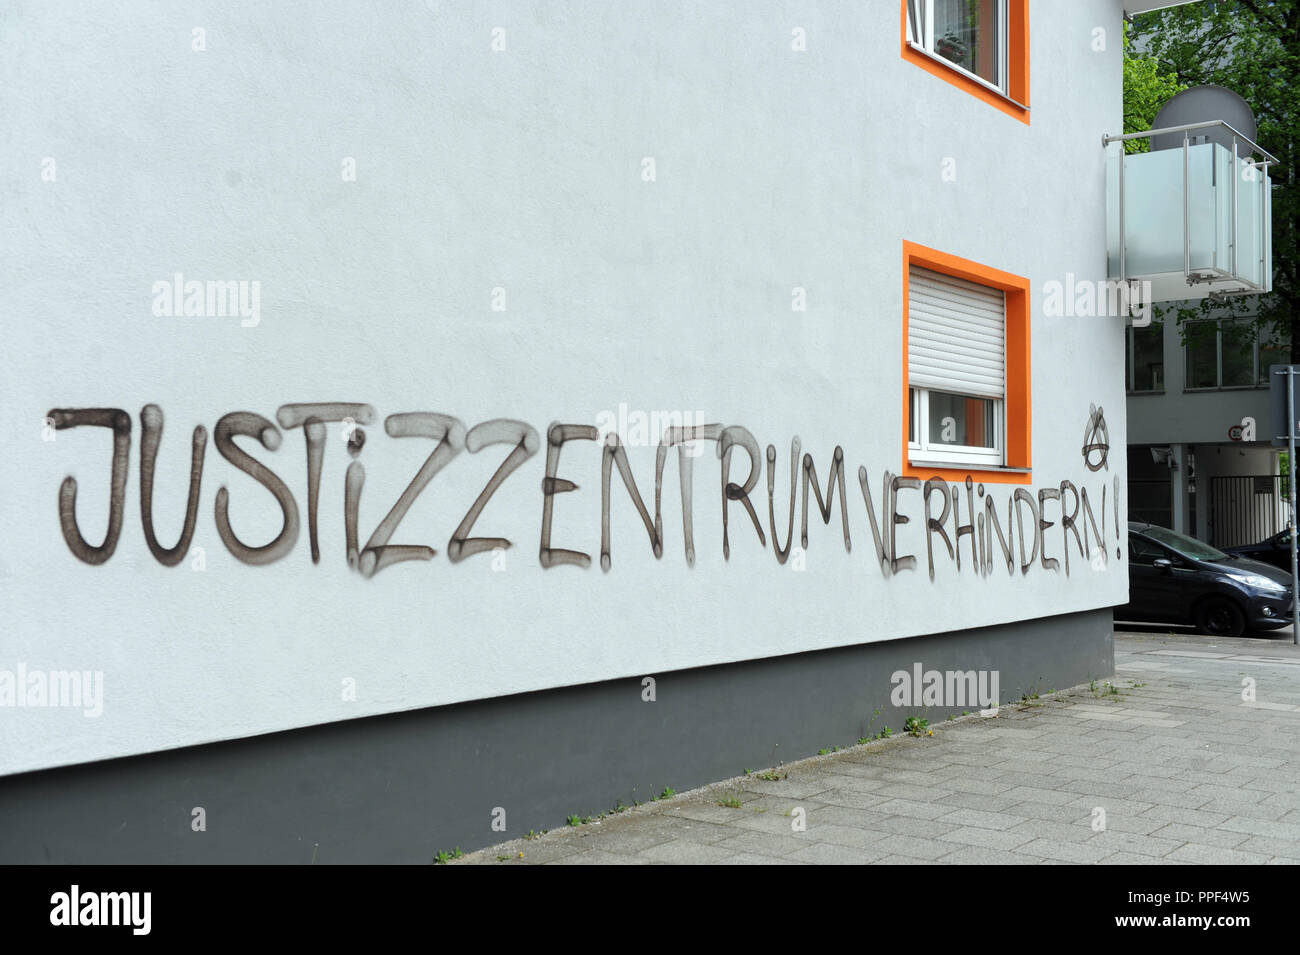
(459, 628, 1300, 864)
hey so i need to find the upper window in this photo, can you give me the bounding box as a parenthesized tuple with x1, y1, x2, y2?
(901, 0, 1029, 124)
(907, 0, 1007, 92)
(902, 242, 1031, 485)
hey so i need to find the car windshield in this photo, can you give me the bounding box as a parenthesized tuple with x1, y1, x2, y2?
(1141, 525, 1229, 561)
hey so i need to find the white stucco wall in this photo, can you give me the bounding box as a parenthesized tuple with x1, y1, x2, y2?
(1, 0, 1130, 775)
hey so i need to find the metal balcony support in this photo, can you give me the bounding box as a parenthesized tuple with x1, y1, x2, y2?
(1231, 134, 1238, 279)
(1118, 138, 1126, 282)
(1183, 130, 1190, 283)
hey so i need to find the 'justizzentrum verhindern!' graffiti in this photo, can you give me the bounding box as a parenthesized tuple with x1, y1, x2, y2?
(44, 403, 1120, 581)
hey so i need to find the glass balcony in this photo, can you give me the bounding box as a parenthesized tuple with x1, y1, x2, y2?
(1105, 121, 1275, 302)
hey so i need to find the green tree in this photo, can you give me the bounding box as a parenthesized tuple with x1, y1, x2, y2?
(1123, 23, 1186, 153)
(1128, 0, 1299, 358)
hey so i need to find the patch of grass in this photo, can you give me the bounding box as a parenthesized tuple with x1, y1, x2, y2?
(1092, 680, 1122, 698)
(433, 848, 463, 864)
(566, 815, 583, 827)
(904, 716, 930, 737)
(654, 787, 675, 801)
(754, 769, 788, 782)
(716, 795, 743, 809)
(878, 726, 893, 739)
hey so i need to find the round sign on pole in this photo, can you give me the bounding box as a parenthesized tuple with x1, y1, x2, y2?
(1229, 425, 1244, 441)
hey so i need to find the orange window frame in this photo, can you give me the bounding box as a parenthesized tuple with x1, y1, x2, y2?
(900, 0, 1030, 125)
(902, 241, 1031, 485)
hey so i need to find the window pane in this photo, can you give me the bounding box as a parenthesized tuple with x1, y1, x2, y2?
(1185, 321, 1217, 388)
(1128, 534, 1169, 566)
(1131, 320, 1164, 392)
(1259, 329, 1288, 386)
(909, 388, 918, 444)
(927, 391, 996, 448)
(932, 0, 1002, 87)
(1221, 321, 1254, 387)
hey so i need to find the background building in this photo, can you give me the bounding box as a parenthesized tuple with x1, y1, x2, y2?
(1126, 298, 1285, 547)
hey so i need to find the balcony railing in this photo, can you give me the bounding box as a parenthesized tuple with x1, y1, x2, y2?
(1104, 120, 1277, 302)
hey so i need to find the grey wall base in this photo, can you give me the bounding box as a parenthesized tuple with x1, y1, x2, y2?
(0, 609, 1113, 863)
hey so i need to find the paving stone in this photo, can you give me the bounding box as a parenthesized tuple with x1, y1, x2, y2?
(869, 798, 958, 820)
(787, 841, 891, 864)
(1006, 818, 1097, 845)
(937, 826, 1037, 851)
(548, 849, 652, 865)
(938, 845, 1040, 864)
(868, 834, 956, 860)
(636, 840, 741, 864)
(718, 852, 807, 865)
(1146, 822, 1249, 849)
(1165, 842, 1273, 865)
(1218, 815, 1300, 841)
(934, 808, 1028, 831)
(711, 829, 821, 857)
(1096, 851, 1168, 864)
(1019, 837, 1113, 863)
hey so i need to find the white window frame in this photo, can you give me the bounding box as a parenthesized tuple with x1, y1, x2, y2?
(906, 0, 1010, 98)
(908, 387, 1005, 468)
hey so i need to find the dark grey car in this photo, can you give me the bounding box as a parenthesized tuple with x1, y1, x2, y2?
(1118, 523, 1294, 637)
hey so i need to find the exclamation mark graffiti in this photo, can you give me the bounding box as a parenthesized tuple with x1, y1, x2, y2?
(1114, 475, 1122, 559)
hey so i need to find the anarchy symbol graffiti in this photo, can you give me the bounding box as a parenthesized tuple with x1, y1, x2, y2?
(1082, 404, 1109, 472)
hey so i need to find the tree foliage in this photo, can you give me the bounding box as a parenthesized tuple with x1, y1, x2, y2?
(1123, 23, 1186, 153)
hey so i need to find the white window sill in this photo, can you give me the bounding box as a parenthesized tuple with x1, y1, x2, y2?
(908, 459, 1031, 474)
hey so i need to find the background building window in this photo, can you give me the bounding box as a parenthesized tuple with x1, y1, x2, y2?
(1125, 318, 1164, 393)
(1185, 321, 1218, 389)
(1184, 318, 1276, 390)
(1221, 320, 1255, 387)
(1258, 330, 1288, 386)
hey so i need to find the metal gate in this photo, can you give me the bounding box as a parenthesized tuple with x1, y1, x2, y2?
(1209, 474, 1285, 548)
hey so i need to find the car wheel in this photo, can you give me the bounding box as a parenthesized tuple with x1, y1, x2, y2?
(1195, 597, 1246, 638)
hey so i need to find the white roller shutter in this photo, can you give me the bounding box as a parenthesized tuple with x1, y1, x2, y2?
(908, 266, 1006, 399)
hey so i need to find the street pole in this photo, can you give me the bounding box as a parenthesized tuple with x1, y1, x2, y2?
(1289, 367, 1299, 645)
